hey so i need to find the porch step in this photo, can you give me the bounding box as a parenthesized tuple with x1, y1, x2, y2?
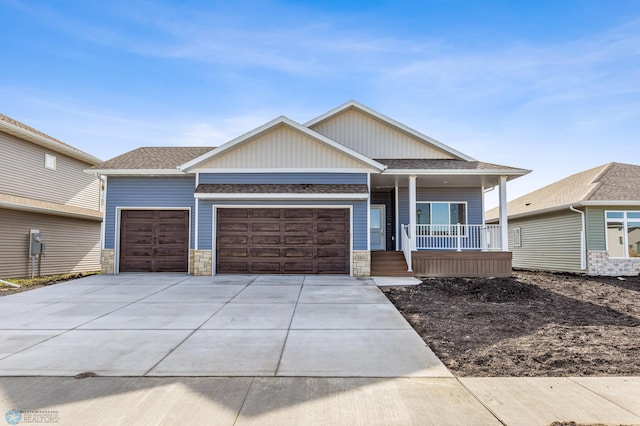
(370, 251, 414, 277)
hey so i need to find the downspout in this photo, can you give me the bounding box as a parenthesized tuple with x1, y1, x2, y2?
(0, 279, 20, 288)
(569, 205, 586, 270)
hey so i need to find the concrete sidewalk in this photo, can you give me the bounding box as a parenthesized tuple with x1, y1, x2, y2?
(1, 376, 639, 425)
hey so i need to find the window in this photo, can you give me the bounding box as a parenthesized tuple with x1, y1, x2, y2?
(513, 227, 522, 247)
(416, 202, 467, 225)
(605, 211, 640, 258)
(44, 153, 56, 170)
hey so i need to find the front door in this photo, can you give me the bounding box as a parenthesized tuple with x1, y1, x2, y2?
(370, 205, 386, 250)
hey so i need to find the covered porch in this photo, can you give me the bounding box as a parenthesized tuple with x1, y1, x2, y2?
(369, 160, 525, 277)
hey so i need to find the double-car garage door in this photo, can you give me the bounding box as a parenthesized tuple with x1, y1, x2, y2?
(216, 208, 350, 274)
(119, 208, 350, 274)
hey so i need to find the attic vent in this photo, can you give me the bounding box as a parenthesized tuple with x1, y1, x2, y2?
(44, 153, 56, 170)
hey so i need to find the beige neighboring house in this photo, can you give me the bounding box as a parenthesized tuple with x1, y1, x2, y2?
(486, 162, 640, 276)
(0, 114, 103, 278)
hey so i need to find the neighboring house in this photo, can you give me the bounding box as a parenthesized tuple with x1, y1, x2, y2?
(486, 162, 640, 276)
(92, 101, 529, 277)
(0, 114, 103, 279)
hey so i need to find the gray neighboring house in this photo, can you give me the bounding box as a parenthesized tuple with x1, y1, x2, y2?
(0, 114, 103, 278)
(486, 162, 640, 276)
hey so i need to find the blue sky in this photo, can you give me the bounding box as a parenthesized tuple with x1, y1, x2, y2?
(2, 0, 639, 207)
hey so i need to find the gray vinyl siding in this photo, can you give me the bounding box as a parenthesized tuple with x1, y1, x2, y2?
(104, 176, 196, 250)
(585, 206, 640, 251)
(0, 131, 100, 210)
(0, 208, 101, 278)
(509, 211, 583, 273)
(397, 187, 483, 249)
(198, 200, 368, 251)
(199, 172, 367, 184)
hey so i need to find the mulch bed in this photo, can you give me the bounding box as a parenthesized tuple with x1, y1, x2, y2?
(381, 271, 640, 376)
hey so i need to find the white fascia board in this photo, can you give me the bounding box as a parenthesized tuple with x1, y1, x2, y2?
(188, 167, 381, 174)
(179, 115, 386, 172)
(0, 200, 103, 221)
(0, 121, 102, 165)
(194, 193, 369, 200)
(304, 100, 476, 162)
(383, 168, 530, 176)
(86, 169, 186, 176)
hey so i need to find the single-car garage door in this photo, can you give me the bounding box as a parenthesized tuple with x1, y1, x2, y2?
(216, 208, 350, 274)
(119, 210, 189, 272)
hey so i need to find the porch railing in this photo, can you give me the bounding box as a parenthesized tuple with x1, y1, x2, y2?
(414, 224, 502, 251)
(401, 224, 413, 271)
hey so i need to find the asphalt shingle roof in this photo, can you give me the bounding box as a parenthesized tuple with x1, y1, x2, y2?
(376, 159, 527, 171)
(93, 147, 215, 170)
(486, 162, 640, 220)
(0, 113, 100, 163)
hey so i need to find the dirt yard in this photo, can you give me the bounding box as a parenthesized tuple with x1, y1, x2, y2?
(382, 271, 640, 376)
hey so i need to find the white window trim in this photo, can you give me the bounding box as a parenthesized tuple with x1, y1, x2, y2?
(605, 210, 640, 259)
(44, 153, 56, 170)
(416, 201, 468, 225)
(513, 227, 522, 247)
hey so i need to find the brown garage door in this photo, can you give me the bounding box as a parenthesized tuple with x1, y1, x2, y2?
(216, 208, 350, 274)
(119, 210, 189, 272)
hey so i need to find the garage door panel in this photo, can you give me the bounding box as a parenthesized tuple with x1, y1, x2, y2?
(124, 210, 155, 219)
(284, 209, 314, 219)
(252, 209, 282, 219)
(250, 248, 281, 257)
(218, 209, 249, 219)
(218, 235, 248, 245)
(317, 248, 346, 258)
(284, 223, 308, 232)
(284, 262, 314, 273)
(219, 223, 249, 232)
(284, 235, 314, 245)
(119, 210, 189, 273)
(251, 262, 282, 273)
(251, 235, 282, 245)
(252, 223, 281, 232)
(318, 222, 347, 233)
(317, 235, 347, 245)
(284, 248, 313, 258)
(217, 262, 249, 273)
(216, 208, 350, 274)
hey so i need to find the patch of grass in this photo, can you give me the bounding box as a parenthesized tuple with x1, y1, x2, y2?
(2, 272, 100, 288)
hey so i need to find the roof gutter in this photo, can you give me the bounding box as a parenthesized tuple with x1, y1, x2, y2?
(569, 205, 587, 270)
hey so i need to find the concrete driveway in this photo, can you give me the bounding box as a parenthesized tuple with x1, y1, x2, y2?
(0, 274, 450, 377)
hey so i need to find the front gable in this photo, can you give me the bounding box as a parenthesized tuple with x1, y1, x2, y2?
(307, 102, 472, 161)
(182, 117, 384, 172)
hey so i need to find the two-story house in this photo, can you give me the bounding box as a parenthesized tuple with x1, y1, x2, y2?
(0, 114, 103, 278)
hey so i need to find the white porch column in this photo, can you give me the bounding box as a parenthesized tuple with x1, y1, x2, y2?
(498, 175, 509, 251)
(409, 175, 417, 250)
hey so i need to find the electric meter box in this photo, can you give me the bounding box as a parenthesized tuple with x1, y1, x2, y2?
(29, 229, 45, 256)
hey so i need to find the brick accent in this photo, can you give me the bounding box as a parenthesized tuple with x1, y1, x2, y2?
(190, 250, 212, 276)
(352, 250, 370, 277)
(101, 249, 115, 274)
(588, 250, 640, 276)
